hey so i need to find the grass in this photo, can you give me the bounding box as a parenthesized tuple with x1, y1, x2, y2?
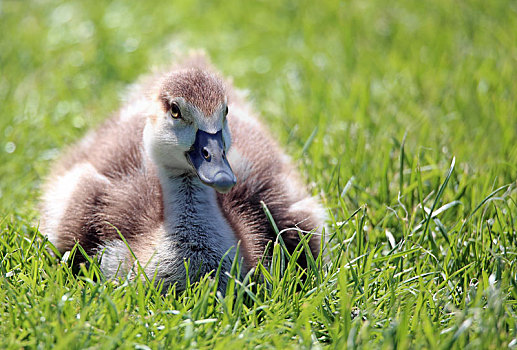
(1, 0, 517, 348)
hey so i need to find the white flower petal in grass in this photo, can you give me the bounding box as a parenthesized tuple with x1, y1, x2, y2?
(5, 142, 15, 153)
(489, 274, 496, 286)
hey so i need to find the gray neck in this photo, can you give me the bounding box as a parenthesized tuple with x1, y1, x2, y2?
(157, 167, 236, 252)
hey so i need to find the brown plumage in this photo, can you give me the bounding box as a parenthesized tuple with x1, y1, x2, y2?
(219, 105, 323, 268)
(39, 54, 326, 292)
(160, 69, 226, 117)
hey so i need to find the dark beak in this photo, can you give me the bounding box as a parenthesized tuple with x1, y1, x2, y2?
(187, 129, 237, 193)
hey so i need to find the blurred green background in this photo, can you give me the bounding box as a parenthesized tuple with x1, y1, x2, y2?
(1, 0, 517, 347)
(1, 0, 516, 215)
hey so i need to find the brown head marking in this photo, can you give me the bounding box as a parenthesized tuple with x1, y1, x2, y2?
(159, 68, 226, 117)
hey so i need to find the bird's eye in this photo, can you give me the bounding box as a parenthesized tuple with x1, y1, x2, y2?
(170, 103, 181, 119)
(225, 105, 229, 117)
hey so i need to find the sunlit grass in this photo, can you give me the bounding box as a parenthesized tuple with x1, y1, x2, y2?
(1, 0, 516, 348)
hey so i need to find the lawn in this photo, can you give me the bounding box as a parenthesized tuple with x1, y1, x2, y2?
(1, 0, 516, 348)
